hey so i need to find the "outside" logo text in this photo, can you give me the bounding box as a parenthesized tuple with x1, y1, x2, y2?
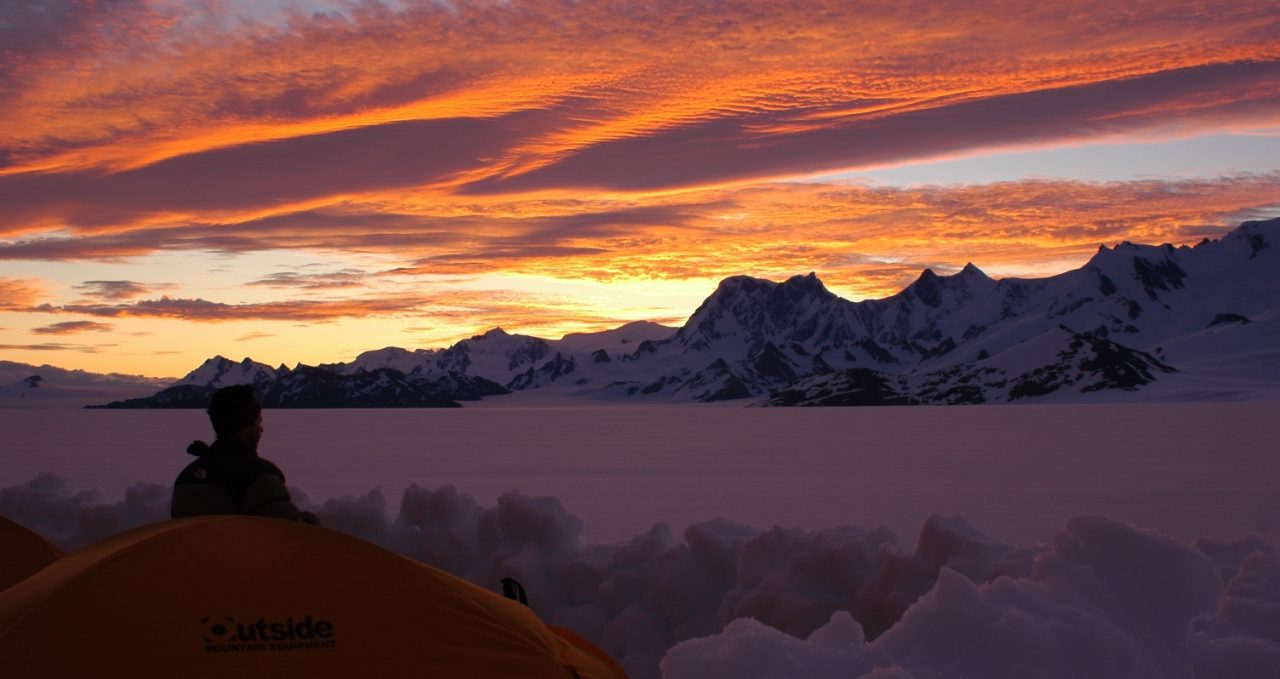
(201, 615, 337, 653)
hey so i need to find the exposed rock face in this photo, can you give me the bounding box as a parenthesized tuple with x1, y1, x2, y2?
(93, 366, 504, 408)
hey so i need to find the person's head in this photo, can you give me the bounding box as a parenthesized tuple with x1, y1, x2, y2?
(207, 385, 263, 445)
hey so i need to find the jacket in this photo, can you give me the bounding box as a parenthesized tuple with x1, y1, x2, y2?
(170, 438, 310, 522)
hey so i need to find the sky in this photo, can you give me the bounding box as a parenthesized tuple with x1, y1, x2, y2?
(1, 0, 1279, 378)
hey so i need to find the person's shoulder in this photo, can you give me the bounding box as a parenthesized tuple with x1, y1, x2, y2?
(174, 455, 214, 483)
(251, 456, 287, 481)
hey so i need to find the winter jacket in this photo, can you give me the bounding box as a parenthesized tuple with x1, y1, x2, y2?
(170, 438, 313, 522)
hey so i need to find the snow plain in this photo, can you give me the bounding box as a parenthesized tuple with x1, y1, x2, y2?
(2, 403, 1274, 544)
(2, 403, 1277, 678)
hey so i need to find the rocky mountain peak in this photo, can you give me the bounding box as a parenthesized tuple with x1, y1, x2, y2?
(188, 355, 232, 373)
(679, 273, 852, 353)
(705, 273, 837, 310)
(780, 271, 828, 292)
(906, 268, 944, 307)
(680, 276, 776, 333)
(1231, 215, 1277, 258)
(712, 275, 778, 299)
(1238, 215, 1280, 232)
(770, 272, 836, 303)
(177, 355, 277, 388)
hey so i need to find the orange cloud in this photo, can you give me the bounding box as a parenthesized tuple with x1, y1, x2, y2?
(12, 174, 1278, 298)
(1, 1, 1278, 237)
(34, 296, 433, 323)
(27, 286, 642, 343)
(0, 277, 46, 309)
(73, 280, 170, 301)
(0, 343, 111, 353)
(246, 270, 371, 290)
(31, 321, 114, 335)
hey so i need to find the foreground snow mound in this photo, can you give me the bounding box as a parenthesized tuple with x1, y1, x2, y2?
(5, 475, 1279, 679)
(0, 473, 169, 549)
(854, 514, 1016, 638)
(666, 515, 1279, 679)
(661, 613, 882, 679)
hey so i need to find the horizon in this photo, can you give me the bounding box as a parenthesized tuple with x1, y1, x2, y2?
(6, 217, 1255, 383)
(3, 1, 1280, 377)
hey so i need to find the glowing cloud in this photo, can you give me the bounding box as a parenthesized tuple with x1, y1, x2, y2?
(246, 270, 372, 290)
(0, 278, 46, 309)
(9, 175, 1276, 300)
(2, 1, 1279, 236)
(73, 280, 169, 301)
(33, 296, 433, 323)
(31, 321, 114, 335)
(0, 342, 111, 353)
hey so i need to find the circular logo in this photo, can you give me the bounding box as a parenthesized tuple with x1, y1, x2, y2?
(202, 617, 237, 643)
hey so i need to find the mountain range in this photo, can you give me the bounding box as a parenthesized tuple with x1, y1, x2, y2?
(8, 217, 1277, 408)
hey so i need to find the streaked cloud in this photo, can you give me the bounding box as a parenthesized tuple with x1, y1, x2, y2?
(0, 277, 46, 309)
(31, 321, 114, 335)
(1, 1, 1278, 237)
(73, 280, 169, 301)
(14, 281, 673, 355)
(34, 296, 432, 323)
(7, 174, 1276, 299)
(29, 287, 634, 336)
(0, 342, 111, 353)
(246, 270, 372, 290)
(463, 60, 1280, 196)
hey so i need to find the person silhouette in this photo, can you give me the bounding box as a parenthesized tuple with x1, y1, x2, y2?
(171, 384, 319, 524)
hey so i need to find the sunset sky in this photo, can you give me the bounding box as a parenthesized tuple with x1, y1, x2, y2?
(2, 0, 1279, 378)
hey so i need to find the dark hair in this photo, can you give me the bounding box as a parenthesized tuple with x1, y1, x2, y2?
(207, 385, 262, 439)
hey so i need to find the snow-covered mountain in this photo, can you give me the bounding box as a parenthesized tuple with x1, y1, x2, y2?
(757, 217, 1279, 405)
(89, 217, 1279, 408)
(768, 325, 1179, 406)
(572, 216, 1276, 404)
(0, 361, 170, 408)
(320, 328, 554, 385)
(557, 320, 676, 351)
(174, 356, 280, 389)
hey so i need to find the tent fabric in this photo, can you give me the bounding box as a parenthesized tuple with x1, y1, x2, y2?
(0, 517, 63, 592)
(0, 516, 628, 678)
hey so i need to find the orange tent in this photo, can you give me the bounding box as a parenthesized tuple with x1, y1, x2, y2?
(0, 516, 627, 678)
(0, 516, 62, 592)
